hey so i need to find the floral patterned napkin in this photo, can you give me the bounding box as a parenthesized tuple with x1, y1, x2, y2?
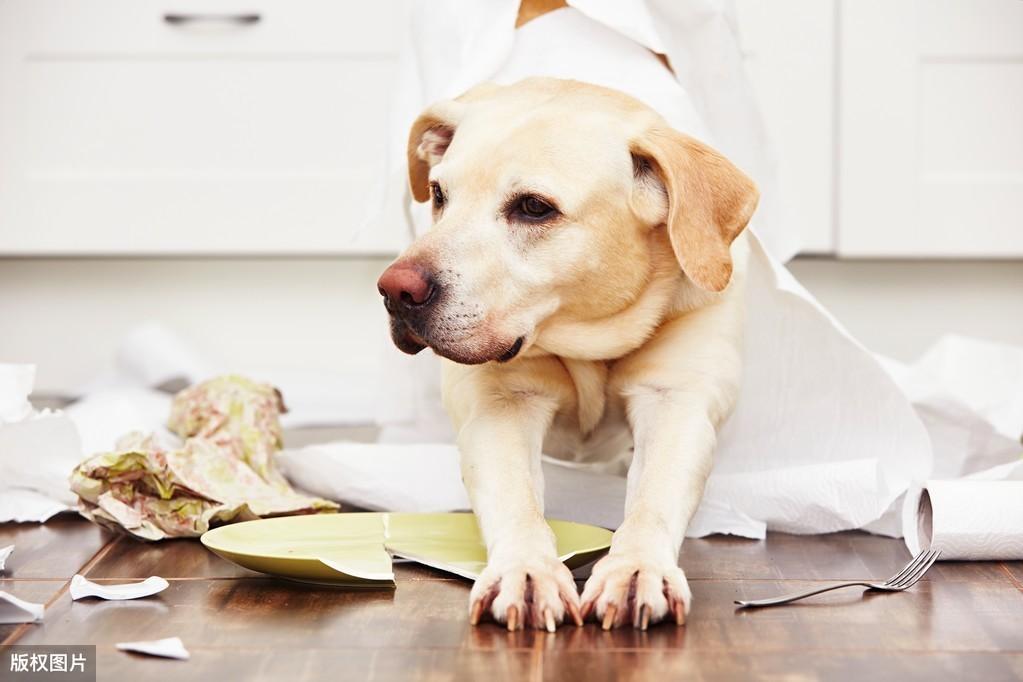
(70, 376, 338, 540)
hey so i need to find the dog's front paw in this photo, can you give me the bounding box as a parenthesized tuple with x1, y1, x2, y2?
(580, 552, 691, 630)
(469, 554, 582, 632)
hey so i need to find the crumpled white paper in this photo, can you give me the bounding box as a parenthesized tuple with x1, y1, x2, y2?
(0, 591, 44, 624)
(116, 637, 190, 660)
(0, 363, 81, 522)
(0, 545, 13, 571)
(70, 574, 169, 601)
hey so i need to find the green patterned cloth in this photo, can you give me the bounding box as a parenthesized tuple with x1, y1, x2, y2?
(71, 376, 338, 540)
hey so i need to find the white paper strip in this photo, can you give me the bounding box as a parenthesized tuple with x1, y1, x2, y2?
(903, 479, 1023, 559)
(69, 574, 169, 601)
(116, 637, 190, 660)
(0, 591, 45, 624)
(0, 545, 12, 571)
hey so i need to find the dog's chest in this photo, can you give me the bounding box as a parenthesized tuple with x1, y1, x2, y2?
(542, 361, 635, 475)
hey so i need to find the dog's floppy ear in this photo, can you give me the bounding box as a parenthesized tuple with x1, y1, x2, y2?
(408, 84, 505, 203)
(630, 127, 759, 292)
(407, 102, 460, 203)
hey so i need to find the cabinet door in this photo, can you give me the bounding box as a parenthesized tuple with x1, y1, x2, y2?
(736, 0, 837, 254)
(839, 0, 1023, 258)
(0, 0, 407, 255)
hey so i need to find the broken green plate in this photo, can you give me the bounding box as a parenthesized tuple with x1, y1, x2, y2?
(200, 512, 612, 587)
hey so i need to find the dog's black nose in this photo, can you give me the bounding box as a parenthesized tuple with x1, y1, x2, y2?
(377, 263, 436, 309)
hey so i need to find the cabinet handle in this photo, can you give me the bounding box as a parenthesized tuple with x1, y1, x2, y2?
(163, 13, 261, 26)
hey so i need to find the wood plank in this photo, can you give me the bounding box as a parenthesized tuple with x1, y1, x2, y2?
(84, 536, 261, 581)
(14, 575, 1023, 653)
(0, 516, 111, 579)
(681, 530, 1017, 583)
(0, 581, 63, 644)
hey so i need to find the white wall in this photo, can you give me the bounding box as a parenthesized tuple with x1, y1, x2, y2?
(788, 259, 1023, 361)
(0, 257, 391, 394)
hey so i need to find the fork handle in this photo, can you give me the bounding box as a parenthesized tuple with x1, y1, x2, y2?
(735, 581, 879, 608)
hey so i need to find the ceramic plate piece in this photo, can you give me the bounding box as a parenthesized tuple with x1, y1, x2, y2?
(201, 512, 612, 587)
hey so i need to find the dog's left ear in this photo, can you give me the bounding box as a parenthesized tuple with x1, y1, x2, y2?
(630, 127, 759, 292)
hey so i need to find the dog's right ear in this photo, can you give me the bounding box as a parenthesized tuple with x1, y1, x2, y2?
(407, 101, 463, 203)
(407, 84, 504, 202)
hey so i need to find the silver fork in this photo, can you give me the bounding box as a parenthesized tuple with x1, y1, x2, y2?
(734, 549, 941, 608)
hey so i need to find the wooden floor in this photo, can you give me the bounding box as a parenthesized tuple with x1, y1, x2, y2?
(3, 516, 1023, 681)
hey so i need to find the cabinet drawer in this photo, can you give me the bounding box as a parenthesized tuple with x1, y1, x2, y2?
(0, 0, 409, 255)
(8, 0, 404, 56)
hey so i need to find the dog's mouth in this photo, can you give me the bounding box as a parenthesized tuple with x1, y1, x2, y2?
(390, 317, 429, 355)
(388, 315, 525, 365)
(497, 336, 524, 363)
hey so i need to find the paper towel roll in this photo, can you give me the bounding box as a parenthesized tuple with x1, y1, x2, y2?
(903, 480, 1023, 559)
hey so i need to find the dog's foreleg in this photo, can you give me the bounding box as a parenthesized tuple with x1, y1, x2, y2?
(446, 364, 583, 631)
(581, 296, 744, 629)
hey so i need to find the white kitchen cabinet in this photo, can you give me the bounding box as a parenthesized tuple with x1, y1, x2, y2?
(838, 0, 1023, 258)
(735, 0, 837, 254)
(3, 1, 1018, 259)
(0, 0, 408, 255)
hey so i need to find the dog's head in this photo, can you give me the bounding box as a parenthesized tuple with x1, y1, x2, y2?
(377, 78, 758, 365)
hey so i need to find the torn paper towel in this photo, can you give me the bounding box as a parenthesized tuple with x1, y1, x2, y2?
(0, 363, 81, 522)
(70, 574, 169, 601)
(881, 335, 1023, 479)
(116, 637, 190, 660)
(71, 376, 338, 541)
(0, 545, 12, 571)
(0, 591, 44, 624)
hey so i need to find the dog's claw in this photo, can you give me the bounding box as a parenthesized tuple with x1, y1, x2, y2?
(543, 608, 556, 633)
(565, 598, 584, 627)
(602, 603, 618, 630)
(506, 604, 520, 632)
(638, 604, 651, 631)
(469, 599, 484, 626)
(671, 595, 686, 626)
(580, 599, 595, 622)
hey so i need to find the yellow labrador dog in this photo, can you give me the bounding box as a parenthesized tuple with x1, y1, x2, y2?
(377, 77, 757, 631)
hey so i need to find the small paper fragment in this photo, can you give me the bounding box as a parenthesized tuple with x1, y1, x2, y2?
(116, 637, 190, 660)
(0, 591, 44, 624)
(70, 574, 169, 601)
(0, 545, 12, 571)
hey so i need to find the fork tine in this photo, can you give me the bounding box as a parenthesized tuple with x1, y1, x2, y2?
(883, 550, 931, 587)
(889, 550, 936, 589)
(891, 550, 941, 589)
(892, 552, 937, 588)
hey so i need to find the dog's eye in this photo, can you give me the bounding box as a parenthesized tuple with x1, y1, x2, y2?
(516, 195, 557, 221)
(431, 183, 445, 209)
